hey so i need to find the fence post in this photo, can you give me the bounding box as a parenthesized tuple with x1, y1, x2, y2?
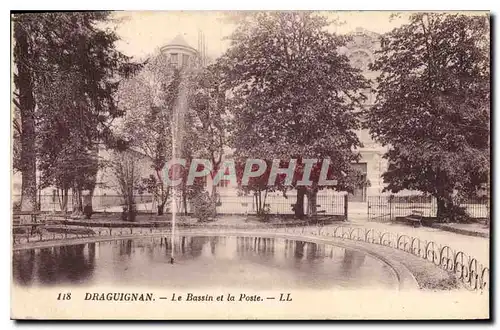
(389, 194, 393, 221)
(367, 198, 369, 220)
(344, 194, 348, 221)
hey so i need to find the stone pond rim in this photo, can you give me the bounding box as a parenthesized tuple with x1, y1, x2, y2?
(13, 229, 422, 291)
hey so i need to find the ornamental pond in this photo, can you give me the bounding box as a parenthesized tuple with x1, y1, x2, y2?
(13, 235, 399, 289)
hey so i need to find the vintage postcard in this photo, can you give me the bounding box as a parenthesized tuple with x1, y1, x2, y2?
(10, 10, 490, 320)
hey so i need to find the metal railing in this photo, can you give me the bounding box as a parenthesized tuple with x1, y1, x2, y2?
(12, 222, 489, 292)
(300, 225, 489, 292)
(367, 195, 489, 221)
(215, 194, 346, 215)
(13, 193, 347, 216)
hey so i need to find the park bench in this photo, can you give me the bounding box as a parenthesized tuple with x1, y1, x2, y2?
(12, 211, 80, 237)
(13, 211, 48, 233)
(13, 211, 45, 223)
(12, 222, 46, 235)
(404, 210, 423, 227)
(291, 204, 325, 214)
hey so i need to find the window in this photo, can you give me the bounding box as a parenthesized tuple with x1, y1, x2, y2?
(349, 163, 368, 202)
(217, 180, 230, 188)
(170, 53, 178, 66)
(182, 54, 190, 67)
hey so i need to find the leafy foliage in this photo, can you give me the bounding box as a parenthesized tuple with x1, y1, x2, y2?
(13, 12, 139, 214)
(187, 65, 228, 183)
(115, 54, 181, 214)
(366, 13, 490, 221)
(217, 12, 369, 216)
(191, 191, 216, 222)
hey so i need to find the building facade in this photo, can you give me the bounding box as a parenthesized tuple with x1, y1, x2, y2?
(160, 34, 201, 69)
(343, 27, 389, 201)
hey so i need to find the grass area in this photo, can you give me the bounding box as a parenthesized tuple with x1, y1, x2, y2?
(13, 225, 96, 236)
(44, 226, 96, 235)
(360, 242, 460, 290)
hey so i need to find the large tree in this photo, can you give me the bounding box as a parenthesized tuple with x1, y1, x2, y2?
(366, 13, 490, 221)
(13, 12, 138, 217)
(218, 12, 369, 217)
(13, 14, 37, 218)
(187, 64, 228, 198)
(36, 71, 100, 213)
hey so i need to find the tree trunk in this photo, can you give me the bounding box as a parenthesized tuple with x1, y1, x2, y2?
(436, 196, 455, 222)
(182, 187, 188, 215)
(211, 177, 217, 205)
(263, 189, 268, 209)
(15, 20, 37, 224)
(83, 190, 92, 209)
(58, 188, 69, 213)
(257, 190, 262, 213)
(157, 203, 165, 215)
(436, 197, 446, 221)
(127, 190, 135, 221)
(307, 188, 318, 217)
(155, 169, 166, 216)
(254, 193, 258, 213)
(86, 148, 98, 212)
(78, 189, 83, 213)
(72, 183, 83, 215)
(89, 189, 94, 210)
(71, 188, 78, 214)
(295, 187, 306, 218)
(158, 186, 170, 215)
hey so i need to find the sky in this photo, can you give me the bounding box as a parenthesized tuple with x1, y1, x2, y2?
(109, 11, 411, 60)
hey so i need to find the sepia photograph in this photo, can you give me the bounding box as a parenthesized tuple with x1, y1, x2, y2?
(9, 10, 490, 320)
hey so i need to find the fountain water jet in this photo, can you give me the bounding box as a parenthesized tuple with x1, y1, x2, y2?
(170, 70, 189, 264)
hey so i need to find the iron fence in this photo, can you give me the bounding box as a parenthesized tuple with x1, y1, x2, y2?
(13, 193, 347, 216)
(367, 195, 489, 222)
(459, 197, 489, 219)
(13, 193, 488, 220)
(303, 225, 489, 292)
(215, 194, 346, 215)
(12, 194, 157, 213)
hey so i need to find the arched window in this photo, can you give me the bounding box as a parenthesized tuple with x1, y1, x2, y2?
(170, 53, 178, 66)
(182, 54, 190, 67)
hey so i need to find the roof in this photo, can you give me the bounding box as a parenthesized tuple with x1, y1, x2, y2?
(165, 34, 195, 50)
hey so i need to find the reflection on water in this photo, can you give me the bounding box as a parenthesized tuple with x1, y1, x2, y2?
(342, 250, 367, 274)
(13, 236, 397, 289)
(13, 244, 96, 287)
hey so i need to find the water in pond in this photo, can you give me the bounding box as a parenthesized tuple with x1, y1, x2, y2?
(12, 236, 398, 289)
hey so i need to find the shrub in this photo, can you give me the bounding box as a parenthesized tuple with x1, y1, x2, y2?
(121, 205, 137, 221)
(121, 206, 128, 221)
(257, 204, 271, 222)
(440, 205, 471, 223)
(450, 205, 471, 223)
(128, 205, 137, 222)
(83, 204, 93, 219)
(192, 192, 216, 222)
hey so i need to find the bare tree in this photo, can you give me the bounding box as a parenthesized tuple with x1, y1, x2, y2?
(110, 151, 142, 221)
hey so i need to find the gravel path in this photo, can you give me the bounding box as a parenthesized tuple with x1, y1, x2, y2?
(336, 219, 490, 267)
